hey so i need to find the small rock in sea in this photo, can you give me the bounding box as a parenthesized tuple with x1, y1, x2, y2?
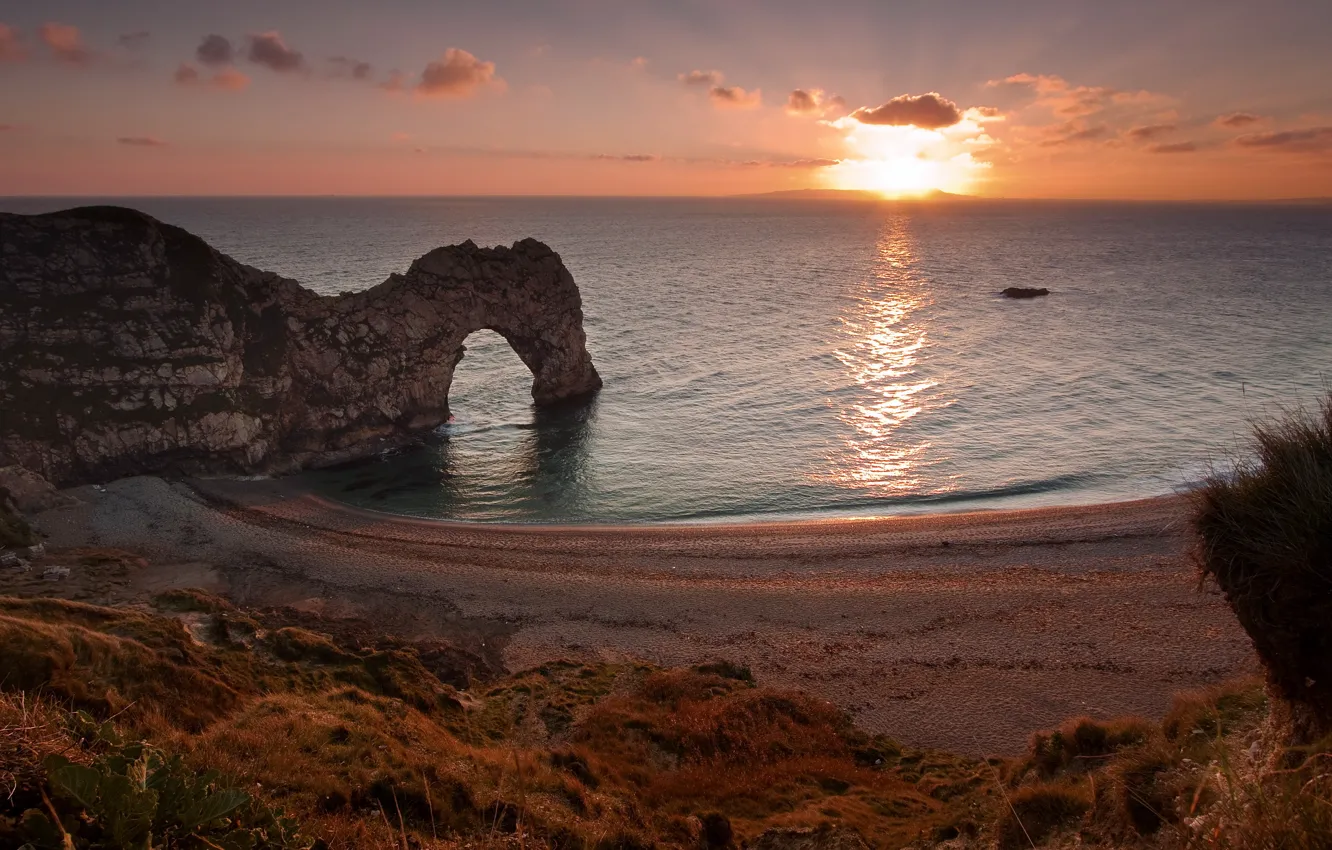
(1001, 287, 1051, 299)
(0, 550, 20, 568)
(42, 565, 70, 581)
(26, 542, 45, 559)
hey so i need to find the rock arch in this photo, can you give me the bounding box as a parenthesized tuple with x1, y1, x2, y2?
(0, 207, 602, 485)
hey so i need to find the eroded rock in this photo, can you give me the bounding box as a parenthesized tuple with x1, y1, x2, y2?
(0, 206, 602, 485)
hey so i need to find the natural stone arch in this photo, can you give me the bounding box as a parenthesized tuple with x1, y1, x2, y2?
(0, 207, 602, 485)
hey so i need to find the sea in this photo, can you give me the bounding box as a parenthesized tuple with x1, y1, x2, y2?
(4, 196, 1331, 523)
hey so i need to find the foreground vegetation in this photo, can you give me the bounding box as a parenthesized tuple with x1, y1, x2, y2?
(0, 585, 1327, 850)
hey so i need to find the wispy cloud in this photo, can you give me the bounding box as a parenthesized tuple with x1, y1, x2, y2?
(1146, 141, 1197, 154)
(174, 62, 249, 91)
(1234, 126, 1332, 153)
(710, 85, 761, 109)
(118, 31, 150, 50)
(1039, 120, 1110, 146)
(0, 24, 24, 62)
(117, 136, 167, 147)
(1126, 123, 1176, 141)
(992, 73, 1166, 118)
(328, 56, 373, 80)
(40, 22, 94, 66)
(679, 69, 723, 86)
(1215, 112, 1263, 129)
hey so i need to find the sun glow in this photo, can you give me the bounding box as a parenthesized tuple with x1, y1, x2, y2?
(831, 156, 950, 197)
(824, 120, 990, 197)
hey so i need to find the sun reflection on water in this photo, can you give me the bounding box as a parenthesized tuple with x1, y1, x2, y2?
(822, 216, 948, 493)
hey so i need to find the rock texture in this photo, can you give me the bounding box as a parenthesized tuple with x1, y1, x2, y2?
(0, 206, 602, 486)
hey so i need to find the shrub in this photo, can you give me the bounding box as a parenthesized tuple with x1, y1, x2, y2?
(1107, 745, 1183, 835)
(1027, 716, 1156, 777)
(996, 781, 1091, 849)
(1193, 396, 1332, 743)
(0, 485, 37, 548)
(1162, 678, 1266, 750)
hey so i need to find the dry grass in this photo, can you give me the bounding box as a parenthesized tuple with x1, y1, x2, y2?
(0, 596, 996, 849)
(1026, 715, 1158, 778)
(996, 780, 1093, 849)
(4, 588, 1327, 850)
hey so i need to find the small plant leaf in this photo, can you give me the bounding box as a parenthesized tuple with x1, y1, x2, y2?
(48, 763, 101, 810)
(178, 788, 251, 832)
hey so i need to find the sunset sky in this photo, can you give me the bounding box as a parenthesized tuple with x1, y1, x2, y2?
(1, 0, 1330, 199)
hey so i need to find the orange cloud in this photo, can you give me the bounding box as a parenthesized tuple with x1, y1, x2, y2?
(1235, 126, 1332, 153)
(1215, 112, 1262, 129)
(679, 69, 722, 86)
(117, 136, 167, 147)
(174, 62, 249, 91)
(850, 93, 962, 129)
(1039, 120, 1110, 146)
(247, 31, 305, 73)
(709, 85, 761, 109)
(40, 22, 93, 66)
(211, 67, 249, 91)
(768, 158, 840, 168)
(1126, 123, 1176, 141)
(0, 24, 24, 62)
(1146, 141, 1197, 154)
(993, 73, 1165, 118)
(415, 49, 502, 97)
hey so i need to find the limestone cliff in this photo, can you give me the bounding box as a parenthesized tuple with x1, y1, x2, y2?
(0, 206, 602, 486)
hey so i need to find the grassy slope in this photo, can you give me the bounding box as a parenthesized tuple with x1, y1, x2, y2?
(1, 584, 1327, 850)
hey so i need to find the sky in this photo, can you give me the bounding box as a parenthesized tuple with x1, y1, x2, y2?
(1, 0, 1331, 198)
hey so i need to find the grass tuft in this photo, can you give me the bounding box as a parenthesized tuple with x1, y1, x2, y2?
(1193, 395, 1332, 741)
(996, 780, 1092, 849)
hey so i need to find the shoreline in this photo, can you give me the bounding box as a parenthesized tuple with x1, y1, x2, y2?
(195, 473, 1186, 538)
(33, 475, 1256, 755)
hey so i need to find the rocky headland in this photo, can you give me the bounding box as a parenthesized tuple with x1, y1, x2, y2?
(0, 206, 601, 487)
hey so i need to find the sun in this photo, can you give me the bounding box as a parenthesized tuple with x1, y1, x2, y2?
(822, 122, 986, 198)
(830, 156, 949, 197)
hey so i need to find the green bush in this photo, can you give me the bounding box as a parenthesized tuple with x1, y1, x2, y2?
(1193, 396, 1332, 741)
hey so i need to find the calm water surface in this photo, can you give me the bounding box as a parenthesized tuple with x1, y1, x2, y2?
(5, 197, 1331, 522)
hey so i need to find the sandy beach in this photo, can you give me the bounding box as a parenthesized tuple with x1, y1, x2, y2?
(34, 476, 1255, 755)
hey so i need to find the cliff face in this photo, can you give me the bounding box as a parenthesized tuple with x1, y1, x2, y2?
(0, 206, 602, 486)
